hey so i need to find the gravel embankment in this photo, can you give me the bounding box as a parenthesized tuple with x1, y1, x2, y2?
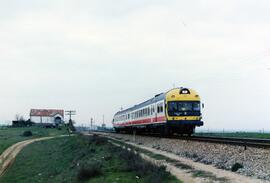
(108, 133, 270, 181)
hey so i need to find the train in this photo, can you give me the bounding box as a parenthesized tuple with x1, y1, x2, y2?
(112, 87, 203, 136)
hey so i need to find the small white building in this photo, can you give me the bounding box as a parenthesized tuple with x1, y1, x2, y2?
(30, 109, 64, 126)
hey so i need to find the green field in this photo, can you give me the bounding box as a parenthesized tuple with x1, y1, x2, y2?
(0, 135, 180, 183)
(195, 132, 270, 139)
(0, 126, 68, 154)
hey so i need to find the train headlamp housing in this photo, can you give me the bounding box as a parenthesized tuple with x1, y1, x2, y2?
(180, 88, 190, 94)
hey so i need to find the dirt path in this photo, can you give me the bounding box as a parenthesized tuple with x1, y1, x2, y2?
(92, 132, 267, 183)
(0, 136, 64, 177)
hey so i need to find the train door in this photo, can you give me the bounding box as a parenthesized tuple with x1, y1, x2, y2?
(155, 103, 158, 122)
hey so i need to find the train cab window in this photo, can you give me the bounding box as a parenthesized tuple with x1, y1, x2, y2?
(193, 102, 200, 111)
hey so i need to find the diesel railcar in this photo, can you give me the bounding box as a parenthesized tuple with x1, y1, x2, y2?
(112, 87, 203, 135)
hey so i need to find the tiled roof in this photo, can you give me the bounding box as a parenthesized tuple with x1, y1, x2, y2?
(30, 109, 64, 117)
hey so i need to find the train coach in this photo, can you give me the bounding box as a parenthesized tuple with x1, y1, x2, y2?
(112, 87, 204, 136)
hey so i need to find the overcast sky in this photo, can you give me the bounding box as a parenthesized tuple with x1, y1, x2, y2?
(0, 0, 269, 131)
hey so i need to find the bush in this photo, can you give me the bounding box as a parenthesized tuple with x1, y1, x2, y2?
(77, 162, 103, 181)
(231, 163, 243, 172)
(22, 131, 33, 137)
(87, 135, 107, 146)
(118, 148, 171, 182)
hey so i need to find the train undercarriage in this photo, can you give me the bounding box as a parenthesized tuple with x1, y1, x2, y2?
(114, 121, 200, 136)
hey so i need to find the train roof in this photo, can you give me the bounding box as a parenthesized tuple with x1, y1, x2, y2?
(115, 93, 165, 116)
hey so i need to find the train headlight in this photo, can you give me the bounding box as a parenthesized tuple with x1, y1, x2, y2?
(180, 88, 190, 94)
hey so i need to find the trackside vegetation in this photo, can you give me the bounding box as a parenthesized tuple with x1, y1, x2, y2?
(0, 126, 68, 155)
(0, 135, 180, 183)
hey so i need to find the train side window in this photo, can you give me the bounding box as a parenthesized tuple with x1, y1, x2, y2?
(145, 108, 147, 116)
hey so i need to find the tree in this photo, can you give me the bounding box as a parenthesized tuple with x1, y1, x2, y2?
(15, 114, 25, 122)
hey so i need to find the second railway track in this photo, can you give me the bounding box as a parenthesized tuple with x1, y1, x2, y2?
(90, 131, 270, 149)
(189, 135, 270, 149)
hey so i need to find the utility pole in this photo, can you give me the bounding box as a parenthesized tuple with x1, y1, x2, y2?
(90, 117, 93, 131)
(65, 110, 76, 133)
(65, 110, 76, 122)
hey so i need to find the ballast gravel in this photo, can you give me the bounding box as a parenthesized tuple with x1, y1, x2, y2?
(107, 133, 270, 181)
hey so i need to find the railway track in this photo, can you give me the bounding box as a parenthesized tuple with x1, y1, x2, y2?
(189, 135, 270, 149)
(88, 130, 270, 149)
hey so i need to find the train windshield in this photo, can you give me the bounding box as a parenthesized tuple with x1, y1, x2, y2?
(168, 101, 201, 116)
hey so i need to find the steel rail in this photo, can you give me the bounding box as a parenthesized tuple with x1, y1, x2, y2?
(87, 130, 270, 149)
(187, 135, 270, 148)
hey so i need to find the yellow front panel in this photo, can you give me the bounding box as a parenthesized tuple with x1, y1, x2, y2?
(165, 88, 201, 119)
(166, 88, 200, 102)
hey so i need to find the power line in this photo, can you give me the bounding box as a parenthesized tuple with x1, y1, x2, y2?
(65, 110, 76, 122)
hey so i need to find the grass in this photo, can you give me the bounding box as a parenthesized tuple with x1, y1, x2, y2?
(196, 132, 270, 139)
(190, 170, 228, 182)
(109, 138, 229, 182)
(0, 126, 68, 154)
(0, 135, 181, 183)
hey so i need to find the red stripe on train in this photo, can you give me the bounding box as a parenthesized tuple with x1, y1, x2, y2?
(114, 116, 166, 127)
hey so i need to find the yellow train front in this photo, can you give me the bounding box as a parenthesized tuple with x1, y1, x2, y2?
(112, 87, 203, 136)
(164, 88, 203, 135)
